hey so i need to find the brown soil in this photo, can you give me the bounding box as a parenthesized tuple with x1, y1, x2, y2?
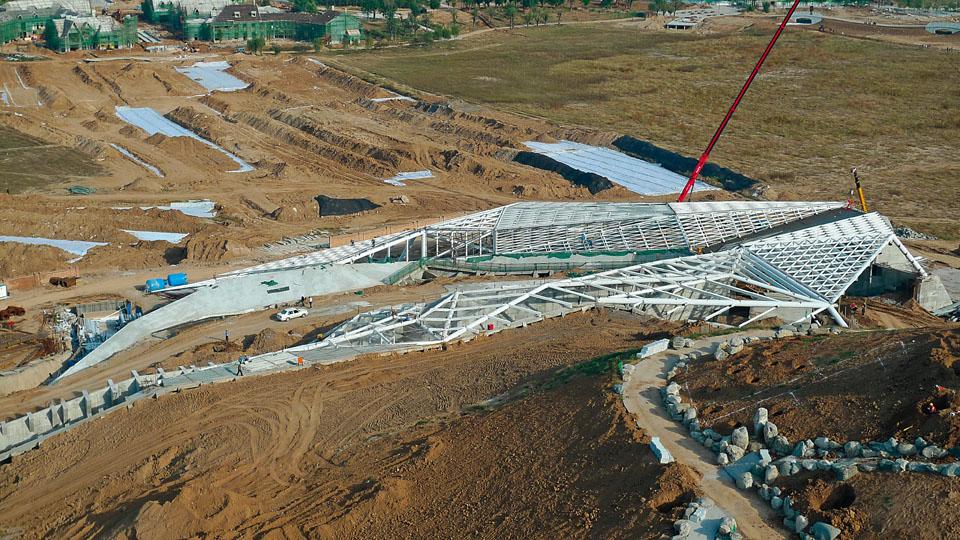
(0, 310, 700, 539)
(676, 327, 960, 447)
(775, 469, 960, 539)
(0, 50, 669, 278)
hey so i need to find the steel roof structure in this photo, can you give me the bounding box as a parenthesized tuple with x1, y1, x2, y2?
(290, 211, 925, 355)
(160, 200, 843, 293)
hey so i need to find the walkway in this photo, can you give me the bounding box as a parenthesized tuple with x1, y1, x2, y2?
(621, 330, 789, 539)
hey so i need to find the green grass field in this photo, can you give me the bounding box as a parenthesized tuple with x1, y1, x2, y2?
(335, 23, 960, 238)
(0, 126, 103, 193)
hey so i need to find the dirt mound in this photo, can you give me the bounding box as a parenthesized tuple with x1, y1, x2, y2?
(678, 328, 960, 446)
(0, 243, 74, 278)
(245, 327, 296, 355)
(164, 106, 217, 141)
(183, 231, 251, 263)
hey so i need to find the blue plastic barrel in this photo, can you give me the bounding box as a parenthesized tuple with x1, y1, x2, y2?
(145, 278, 167, 292)
(166, 273, 188, 287)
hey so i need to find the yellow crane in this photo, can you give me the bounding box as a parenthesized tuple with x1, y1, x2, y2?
(851, 167, 869, 213)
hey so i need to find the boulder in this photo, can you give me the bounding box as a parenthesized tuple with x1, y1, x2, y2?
(763, 422, 779, 443)
(843, 441, 861, 458)
(719, 516, 737, 536)
(795, 514, 809, 533)
(896, 443, 917, 457)
(883, 437, 899, 454)
(714, 348, 729, 361)
(810, 522, 841, 540)
(832, 463, 858, 481)
(683, 407, 698, 424)
(665, 382, 681, 396)
(764, 465, 779, 484)
(939, 462, 960, 477)
(894, 458, 909, 472)
(771, 435, 793, 455)
(759, 449, 772, 466)
(736, 472, 753, 490)
(753, 407, 768, 437)
(922, 445, 947, 459)
(771, 496, 783, 510)
(671, 336, 686, 350)
(731, 426, 749, 450)
(674, 519, 693, 536)
(717, 452, 730, 466)
(758, 484, 771, 500)
(726, 444, 745, 461)
(814, 436, 832, 450)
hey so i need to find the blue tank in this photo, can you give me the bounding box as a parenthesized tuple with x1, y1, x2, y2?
(166, 273, 188, 287)
(145, 278, 167, 292)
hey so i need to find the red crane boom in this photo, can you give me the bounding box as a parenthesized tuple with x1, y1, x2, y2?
(677, 0, 805, 202)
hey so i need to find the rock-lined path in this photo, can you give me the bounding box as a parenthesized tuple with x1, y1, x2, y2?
(622, 330, 789, 539)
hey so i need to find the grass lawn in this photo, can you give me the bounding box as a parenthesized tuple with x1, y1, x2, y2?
(334, 21, 960, 238)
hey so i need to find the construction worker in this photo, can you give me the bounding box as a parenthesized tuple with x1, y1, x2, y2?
(307, 296, 313, 309)
(236, 355, 247, 377)
(224, 329, 230, 344)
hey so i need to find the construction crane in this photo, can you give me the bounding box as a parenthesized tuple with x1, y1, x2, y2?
(677, 0, 805, 202)
(851, 167, 869, 212)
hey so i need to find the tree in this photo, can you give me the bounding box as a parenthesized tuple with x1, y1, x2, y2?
(650, 0, 666, 14)
(580, 0, 589, 7)
(504, 2, 517, 27)
(668, 0, 681, 14)
(141, 0, 155, 22)
(246, 35, 266, 53)
(292, 0, 317, 12)
(471, 4, 479, 28)
(272, 43, 281, 54)
(522, 8, 533, 24)
(313, 36, 324, 51)
(361, 0, 378, 17)
(546, 0, 562, 23)
(43, 20, 60, 51)
(429, 0, 440, 7)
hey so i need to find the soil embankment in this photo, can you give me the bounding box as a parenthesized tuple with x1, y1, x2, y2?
(0, 310, 701, 538)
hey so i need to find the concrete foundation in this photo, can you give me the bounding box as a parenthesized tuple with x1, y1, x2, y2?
(915, 275, 952, 312)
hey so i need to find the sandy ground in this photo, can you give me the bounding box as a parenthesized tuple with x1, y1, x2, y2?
(0, 310, 705, 538)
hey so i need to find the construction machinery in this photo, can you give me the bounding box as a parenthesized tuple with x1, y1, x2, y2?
(851, 167, 869, 212)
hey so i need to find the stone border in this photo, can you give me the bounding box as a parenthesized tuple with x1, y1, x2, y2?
(656, 332, 960, 540)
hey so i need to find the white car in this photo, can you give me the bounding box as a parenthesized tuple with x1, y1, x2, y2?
(275, 307, 308, 322)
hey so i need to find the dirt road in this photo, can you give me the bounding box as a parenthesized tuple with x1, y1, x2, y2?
(621, 330, 790, 540)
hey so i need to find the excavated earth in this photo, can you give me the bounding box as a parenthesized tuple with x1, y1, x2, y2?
(0, 52, 690, 278)
(0, 310, 706, 539)
(674, 326, 960, 538)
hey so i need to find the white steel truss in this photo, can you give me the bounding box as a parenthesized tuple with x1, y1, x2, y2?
(292, 211, 920, 354)
(163, 201, 846, 292)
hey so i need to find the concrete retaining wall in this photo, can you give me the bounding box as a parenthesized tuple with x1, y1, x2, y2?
(56, 262, 406, 381)
(0, 371, 154, 460)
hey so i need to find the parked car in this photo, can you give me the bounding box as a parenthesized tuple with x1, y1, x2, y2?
(275, 307, 308, 321)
